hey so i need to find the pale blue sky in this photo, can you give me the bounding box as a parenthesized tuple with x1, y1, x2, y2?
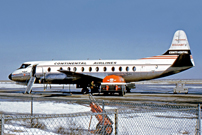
(0, 0, 202, 80)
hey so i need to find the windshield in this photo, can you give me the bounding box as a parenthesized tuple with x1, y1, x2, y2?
(19, 64, 31, 69)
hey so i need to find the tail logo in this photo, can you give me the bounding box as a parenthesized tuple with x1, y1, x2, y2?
(169, 51, 189, 54)
(172, 44, 187, 47)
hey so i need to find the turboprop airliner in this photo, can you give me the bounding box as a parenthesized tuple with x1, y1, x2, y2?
(8, 30, 194, 94)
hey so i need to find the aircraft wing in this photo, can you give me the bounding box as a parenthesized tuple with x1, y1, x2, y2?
(58, 69, 102, 83)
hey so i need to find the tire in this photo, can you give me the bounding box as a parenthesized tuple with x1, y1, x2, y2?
(119, 89, 125, 96)
(104, 92, 108, 95)
(126, 87, 131, 93)
(81, 88, 89, 94)
(91, 87, 98, 93)
(119, 91, 123, 96)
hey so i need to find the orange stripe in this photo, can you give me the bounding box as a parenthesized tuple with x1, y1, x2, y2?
(141, 55, 193, 60)
(141, 58, 177, 59)
(141, 55, 178, 60)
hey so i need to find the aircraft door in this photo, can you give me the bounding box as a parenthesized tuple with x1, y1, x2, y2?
(31, 65, 37, 77)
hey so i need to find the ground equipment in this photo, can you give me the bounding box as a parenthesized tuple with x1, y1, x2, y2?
(173, 82, 188, 94)
(100, 75, 126, 96)
(89, 94, 113, 135)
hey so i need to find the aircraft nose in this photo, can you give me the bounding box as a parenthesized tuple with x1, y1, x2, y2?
(8, 74, 12, 80)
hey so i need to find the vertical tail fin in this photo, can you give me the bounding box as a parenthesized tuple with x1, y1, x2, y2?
(163, 30, 195, 67)
(164, 30, 191, 55)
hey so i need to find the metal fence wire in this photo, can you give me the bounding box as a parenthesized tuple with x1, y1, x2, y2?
(0, 99, 201, 135)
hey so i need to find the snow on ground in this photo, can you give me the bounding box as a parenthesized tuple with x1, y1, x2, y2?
(0, 101, 199, 135)
(0, 101, 116, 114)
(1, 101, 117, 135)
(0, 101, 91, 114)
(3, 108, 198, 135)
(118, 111, 197, 135)
(0, 81, 78, 89)
(0, 82, 200, 134)
(0, 82, 26, 88)
(148, 85, 202, 89)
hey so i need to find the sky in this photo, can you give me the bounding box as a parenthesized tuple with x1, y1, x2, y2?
(0, 0, 202, 80)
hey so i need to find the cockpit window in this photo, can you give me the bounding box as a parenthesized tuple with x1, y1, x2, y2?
(19, 64, 31, 69)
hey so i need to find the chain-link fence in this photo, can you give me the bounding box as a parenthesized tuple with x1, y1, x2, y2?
(0, 96, 201, 135)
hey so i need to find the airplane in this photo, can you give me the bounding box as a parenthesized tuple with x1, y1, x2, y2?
(8, 30, 194, 94)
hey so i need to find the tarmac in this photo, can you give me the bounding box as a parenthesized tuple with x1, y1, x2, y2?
(0, 79, 202, 106)
(0, 91, 202, 107)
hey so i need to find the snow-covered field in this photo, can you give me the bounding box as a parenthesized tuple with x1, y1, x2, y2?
(0, 81, 78, 90)
(0, 101, 199, 135)
(0, 101, 91, 114)
(0, 82, 200, 134)
(2, 107, 198, 134)
(1, 101, 117, 134)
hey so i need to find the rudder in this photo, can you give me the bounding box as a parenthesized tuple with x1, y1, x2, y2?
(164, 30, 191, 55)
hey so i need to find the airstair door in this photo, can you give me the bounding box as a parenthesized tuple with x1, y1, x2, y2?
(31, 65, 37, 77)
(25, 65, 37, 94)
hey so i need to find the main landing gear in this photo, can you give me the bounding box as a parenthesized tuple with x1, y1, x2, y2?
(81, 87, 99, 94)
(81, 87, 89, 94)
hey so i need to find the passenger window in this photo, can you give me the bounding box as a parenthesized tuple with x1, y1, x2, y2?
(112, 67, 115, 72)
(103, 67, 107, 72)
(89, 67, 92, 72)
(73, 67, 77, 72)
(48, 67, 51, 72)
(60, 67, 63, 70)
(81, 67, 84, 72)
(133, 66, 136, 71)
(155, 65, 158, 69)
(119, 67, 122, 71)
(68, 67, 71, 71)
(96, 67, 99, 72)
(126, 66, 129, 71)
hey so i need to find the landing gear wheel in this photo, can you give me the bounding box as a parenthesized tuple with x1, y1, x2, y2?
(104, 92, 108, 95)
(119, 90, 125, 96)
(91, 87, 98, 94)
(126, 87, 131, 93)
(81, 88, 89, 94)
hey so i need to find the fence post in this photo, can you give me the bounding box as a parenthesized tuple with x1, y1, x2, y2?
(198, 104, 201, 135)
(0, 115, 4, 135)
(0, 115, 2, 135)
(31, 96, 34, 128)
(115, 109, 118, 135)
(31, 96, 33, 116)
(102, 100, 105, 135)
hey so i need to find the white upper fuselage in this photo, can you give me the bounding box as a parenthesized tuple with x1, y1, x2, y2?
(10, 55, 183, 83)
